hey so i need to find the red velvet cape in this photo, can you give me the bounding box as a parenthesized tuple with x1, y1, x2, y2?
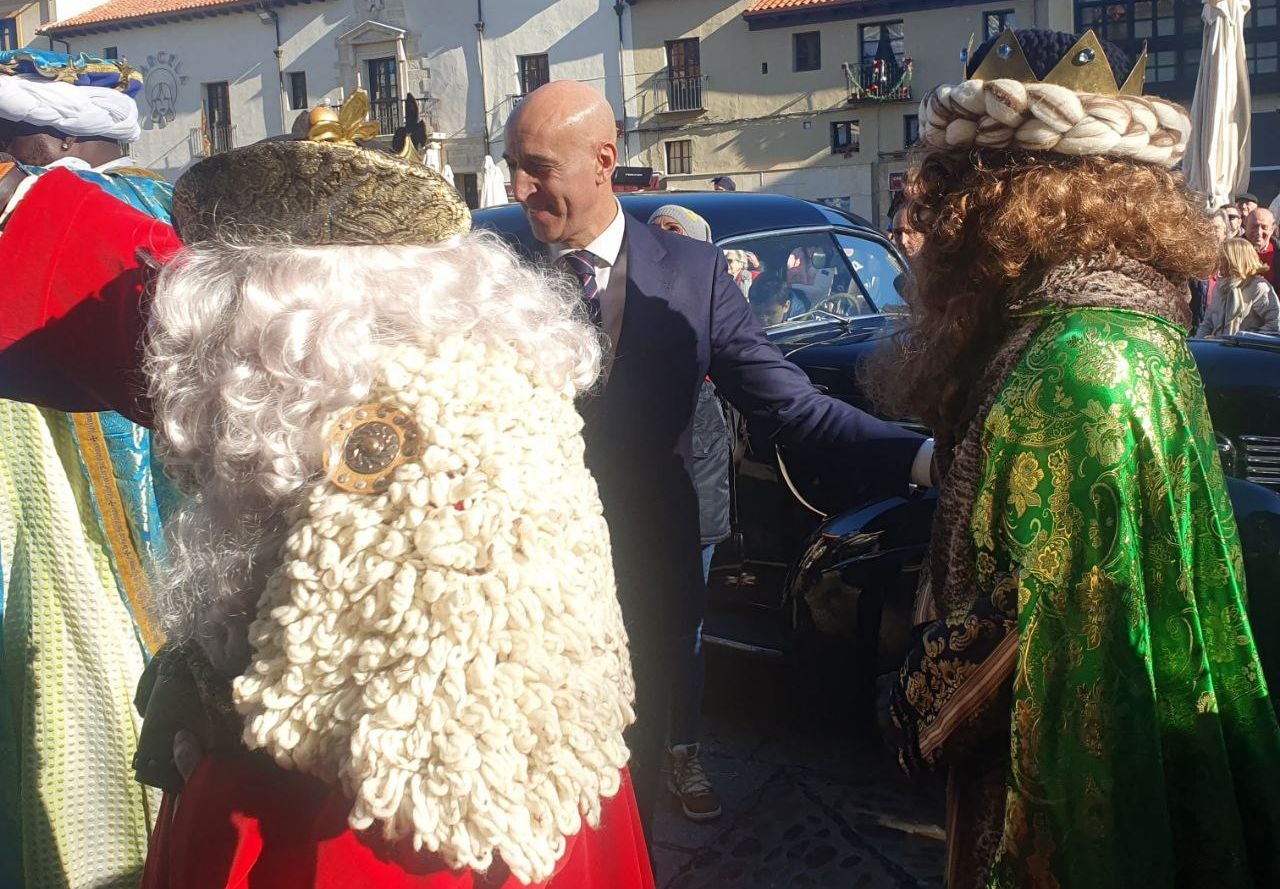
(143, 756, 654, 889)
(0, 168, 177, 424)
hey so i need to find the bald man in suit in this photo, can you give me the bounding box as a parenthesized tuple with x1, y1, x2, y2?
(503, 82, 934, 845)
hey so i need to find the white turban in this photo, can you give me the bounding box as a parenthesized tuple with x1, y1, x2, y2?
(0, 75, 141, 142)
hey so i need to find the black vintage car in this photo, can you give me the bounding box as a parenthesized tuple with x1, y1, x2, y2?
(474, 193, 1280, 705)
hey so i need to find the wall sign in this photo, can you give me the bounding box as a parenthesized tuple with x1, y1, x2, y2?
(140, 51, 187, 128)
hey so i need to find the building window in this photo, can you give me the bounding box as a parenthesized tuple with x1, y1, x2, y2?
(1072, 0, 1280, 96)
(1249, 0, 1279, 27)
(1136, 0, 1177, 38)
(983, 10, 1016, 39)
(1076, 2, 1134, 42)
(1248, 38, 1280, 74)
(794, 31, 821, 72)
(830, 120, 860, 154)
(666, 139, 692, 175)
(903, 113, 919, 148)
(0, 19, 17, 51)
(366, 57, 400, 134)
(104, 46, 119, 60)
(518, 54, 549, 95)
(664, 38, 703, 112)
(204, 81, 233, 154)
(288, 71, 308, 110)
(861, 21, 905, 67)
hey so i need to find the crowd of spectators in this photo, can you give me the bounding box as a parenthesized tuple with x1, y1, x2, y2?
(1198, 192, 1280, 337)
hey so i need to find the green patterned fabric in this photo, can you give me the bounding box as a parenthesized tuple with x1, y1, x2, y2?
(894, 307, 1280, 888)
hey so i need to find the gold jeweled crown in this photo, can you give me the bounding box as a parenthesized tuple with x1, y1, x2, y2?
(172, 89, 469, 247)
(969, 28, 1147, 96)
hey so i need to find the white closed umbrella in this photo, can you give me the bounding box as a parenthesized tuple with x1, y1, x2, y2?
(1186, 0, 1252, 209)
(480, 156, 508, 207)
(441, 163, 455, 189)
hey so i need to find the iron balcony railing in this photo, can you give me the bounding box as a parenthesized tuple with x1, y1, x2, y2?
(191, 123, 235, 157)
(843, 58, 913, 104)
(369, 97, 403, 136)
(208, 122, 234, 154)
(659, 74, 705, 112)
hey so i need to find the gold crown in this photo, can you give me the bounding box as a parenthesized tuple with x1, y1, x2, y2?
(307, 90, 381, 145)
(969, 28, 1147, 97)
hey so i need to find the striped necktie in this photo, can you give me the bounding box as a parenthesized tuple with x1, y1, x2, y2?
(557, 249, 603, 327)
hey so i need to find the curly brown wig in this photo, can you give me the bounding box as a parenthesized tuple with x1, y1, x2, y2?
(865, 148, 1216, 443)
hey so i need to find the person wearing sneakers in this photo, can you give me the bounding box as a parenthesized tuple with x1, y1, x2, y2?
(646, 205, 728, 824)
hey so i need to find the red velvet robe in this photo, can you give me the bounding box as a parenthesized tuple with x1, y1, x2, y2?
(144, 756, 653, 889)
(0, 169, 655, 889)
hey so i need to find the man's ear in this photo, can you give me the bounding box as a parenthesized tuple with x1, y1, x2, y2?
(597, 142, 618, 186)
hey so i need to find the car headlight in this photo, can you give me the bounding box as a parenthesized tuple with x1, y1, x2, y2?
(1216, 432, 1239, 477)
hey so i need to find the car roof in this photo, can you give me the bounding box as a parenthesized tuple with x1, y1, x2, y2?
(472, 191, 881, 256)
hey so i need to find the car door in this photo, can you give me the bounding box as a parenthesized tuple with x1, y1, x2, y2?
(710, 227, 907, 611)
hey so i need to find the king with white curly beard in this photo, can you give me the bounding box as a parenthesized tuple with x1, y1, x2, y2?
(237, 340, 635, 884)
(133, 230, 656, 888)
(0, 86, 657, 888)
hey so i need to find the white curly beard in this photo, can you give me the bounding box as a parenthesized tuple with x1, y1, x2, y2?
(233, 337, 635, 884)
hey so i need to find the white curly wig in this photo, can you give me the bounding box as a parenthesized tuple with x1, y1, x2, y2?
(145, 232, 635, 882)
(147, 231, 599, 643)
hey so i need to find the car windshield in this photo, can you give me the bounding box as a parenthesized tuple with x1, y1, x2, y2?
(720, 228, 905, 329)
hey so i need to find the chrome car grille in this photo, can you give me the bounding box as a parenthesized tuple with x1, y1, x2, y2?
(1241, 436, 1280, 490)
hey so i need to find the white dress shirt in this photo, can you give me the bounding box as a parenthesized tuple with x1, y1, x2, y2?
(551, 198, 626, 290)
(552, 200, 628, 343)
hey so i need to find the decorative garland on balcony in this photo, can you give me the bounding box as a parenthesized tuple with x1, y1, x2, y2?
(845, 57, 914, 102)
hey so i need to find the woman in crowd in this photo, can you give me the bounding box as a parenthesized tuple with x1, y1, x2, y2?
(1197, 236, 1280, 337)
(724, 249, 754, 298)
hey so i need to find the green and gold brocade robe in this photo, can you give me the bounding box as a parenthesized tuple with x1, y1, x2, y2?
(891, 307, 1280, 888)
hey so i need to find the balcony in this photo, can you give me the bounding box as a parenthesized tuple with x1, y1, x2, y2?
(843, 58, 913, 104)
(658, 74, 706, 113)
(369, 97, 402, 136)
(189, 122, 235, 158)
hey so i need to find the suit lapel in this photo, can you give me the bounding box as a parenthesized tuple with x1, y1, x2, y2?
(616, 215, 672, 367)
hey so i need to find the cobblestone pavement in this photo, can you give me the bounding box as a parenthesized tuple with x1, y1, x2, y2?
(652, 651, 946, 889)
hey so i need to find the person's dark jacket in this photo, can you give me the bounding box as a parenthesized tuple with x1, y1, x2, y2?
(1190, 278, 1209, 332)
(579, 216, 924, 646)
(692, 380, 731, 545)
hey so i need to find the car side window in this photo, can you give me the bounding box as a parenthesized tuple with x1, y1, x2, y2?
(721, 230, 871, 328)
(835, 233, 907, 315)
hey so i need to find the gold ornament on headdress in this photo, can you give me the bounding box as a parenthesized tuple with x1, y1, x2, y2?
(308, 90, 381, 145)
(969, 28, 1148, 96)
(113, 58, 139, 92)
(53, 56, 82, 84)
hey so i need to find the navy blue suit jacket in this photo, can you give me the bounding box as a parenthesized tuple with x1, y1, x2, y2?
(581, 215, 923, 641)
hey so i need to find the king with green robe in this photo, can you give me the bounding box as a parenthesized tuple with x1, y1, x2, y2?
(883, 27, 1280, 889)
